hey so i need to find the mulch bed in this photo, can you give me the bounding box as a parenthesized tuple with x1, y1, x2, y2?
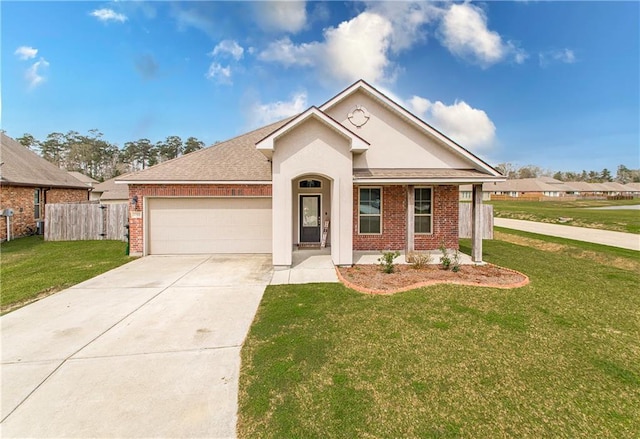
(336, 264, 529, 294)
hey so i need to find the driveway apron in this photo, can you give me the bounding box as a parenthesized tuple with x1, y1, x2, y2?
(1, 254, 272, 438)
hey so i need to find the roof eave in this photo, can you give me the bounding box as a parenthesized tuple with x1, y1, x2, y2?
(354, 176, 506, 184)
(117, 180, 273, 185)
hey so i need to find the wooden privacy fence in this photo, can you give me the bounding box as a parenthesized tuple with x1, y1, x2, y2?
(459, 203, 493, 239)
(45, 203, 128, 241)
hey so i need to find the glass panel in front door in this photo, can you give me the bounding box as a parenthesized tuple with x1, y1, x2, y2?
(303, 197, 318, 227)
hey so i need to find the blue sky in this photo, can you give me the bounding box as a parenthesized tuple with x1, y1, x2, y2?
(2, 1, 638, 173)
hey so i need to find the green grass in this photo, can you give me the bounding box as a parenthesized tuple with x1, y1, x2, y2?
(490, 199, 640, 234)
(1, 236, 131, 312)
(238, 235, 640, 438)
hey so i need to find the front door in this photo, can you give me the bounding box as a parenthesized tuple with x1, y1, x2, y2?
(300, 195, 320, 243)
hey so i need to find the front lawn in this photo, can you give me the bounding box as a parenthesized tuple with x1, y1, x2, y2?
(238, 233, 639, 438)
(1, 236, 131, 313)
(490, 199, 640, 234)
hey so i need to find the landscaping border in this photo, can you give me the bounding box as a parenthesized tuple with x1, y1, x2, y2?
(335, 264, 530, 295)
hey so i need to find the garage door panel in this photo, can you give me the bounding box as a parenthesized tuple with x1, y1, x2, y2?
(148, 198, 272, 255)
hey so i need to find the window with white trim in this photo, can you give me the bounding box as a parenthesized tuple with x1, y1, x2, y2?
(34, 189, 41, 220)
(359, 187, 381, 234)
(414, 187, 432, 234)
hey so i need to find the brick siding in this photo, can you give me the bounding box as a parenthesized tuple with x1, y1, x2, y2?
(415, 185, 459, 250)
(0, 186, 88, 241)
(353, 185, 459, 251)
(128, 184, 273, 254)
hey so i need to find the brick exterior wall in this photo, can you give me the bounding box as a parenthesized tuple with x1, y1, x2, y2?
(353, 185, 459, 251)
(0, 185, 88, 241)
(415, 185, 459, 250)
(128, 184, 273, 254)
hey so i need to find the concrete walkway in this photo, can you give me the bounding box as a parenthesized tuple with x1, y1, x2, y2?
(270, 248, 339, 285)
(1, 254, 272, 438)
(495, 218, 640, 251)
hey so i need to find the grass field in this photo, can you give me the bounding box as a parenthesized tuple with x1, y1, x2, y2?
(490, 199, 640, 234)
(0, 236, 131, 313)
(238, 233, 639, 438)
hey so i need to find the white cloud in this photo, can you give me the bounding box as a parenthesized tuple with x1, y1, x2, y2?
(249, 91, 307, 128)
(322, 12, 394, 84)
(259, 37, 319, 67)
(211, 40, 244, 61)
(206, 63, 232, 84)
(15, 46, 38, 60)
(539, 48, 577, 67)
(254, 1, 307, 34)
(438, 3, 526, 67)
(25, 58, 50, 89)
(259, 12, 395, 84)
(90, 8, 127, 23)
(365, 1, 441, 53)
(408, 96, 496, 151)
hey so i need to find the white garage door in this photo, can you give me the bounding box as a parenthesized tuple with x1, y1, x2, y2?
(147, 197, 272, 254)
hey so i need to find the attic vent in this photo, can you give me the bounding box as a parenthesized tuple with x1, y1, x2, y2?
(299, 179, 322, 188)
(347, 105, 370, 128)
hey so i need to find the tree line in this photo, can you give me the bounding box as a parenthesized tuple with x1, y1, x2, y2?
(495, 163, 640, 184)
(16, 130, 206, 182)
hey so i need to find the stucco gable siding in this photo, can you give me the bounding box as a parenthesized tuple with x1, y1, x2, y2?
(324, 90, 472, 170)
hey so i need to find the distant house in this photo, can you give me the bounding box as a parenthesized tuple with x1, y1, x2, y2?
(623, 183, 640, 195)
(486, 177, 576, 199)
(565, 181, 630, 197)
(459, 184, 491, 201)
(0, 133, 90, 240)
(483, 177, 638, 200)
(91, 177, 128, 204)
(67, 171, 98, 188)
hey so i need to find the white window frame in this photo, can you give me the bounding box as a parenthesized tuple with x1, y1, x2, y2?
(414, 186, 433, 235)
(358, 186, 382, 235)
(34, 189, 41, 220)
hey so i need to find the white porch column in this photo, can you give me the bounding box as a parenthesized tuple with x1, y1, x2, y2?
(272, 175, 293, 266)
(471, 183, 483, 263)
(406, 185, 414, 260)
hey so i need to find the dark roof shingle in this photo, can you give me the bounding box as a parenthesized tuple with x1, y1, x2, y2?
(120, 118, 294, 182)
(0, 133, 89, 189)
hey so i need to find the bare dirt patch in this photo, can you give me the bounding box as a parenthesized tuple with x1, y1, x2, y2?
(337, 264, 529, 294)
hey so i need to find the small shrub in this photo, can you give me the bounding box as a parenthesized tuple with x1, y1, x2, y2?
(407, 252, 433, 269)
(439, 243, 451, 270)
(378, 250, 401, 274)
(452, 250, 461, 273)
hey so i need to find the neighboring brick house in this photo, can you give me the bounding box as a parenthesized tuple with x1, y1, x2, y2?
(119, 80, 504, 265)
(0, 133, 90, 241)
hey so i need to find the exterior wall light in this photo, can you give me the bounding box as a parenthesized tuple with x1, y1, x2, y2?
(131, 195, 138, 206)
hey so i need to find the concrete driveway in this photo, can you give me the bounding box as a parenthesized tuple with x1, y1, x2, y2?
(1, 254, 273, 438)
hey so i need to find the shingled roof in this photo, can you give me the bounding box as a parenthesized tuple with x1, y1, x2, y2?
(93, 176, 129, 201)
(0, 133, 89, 189)
(119, 117, 294, 183)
